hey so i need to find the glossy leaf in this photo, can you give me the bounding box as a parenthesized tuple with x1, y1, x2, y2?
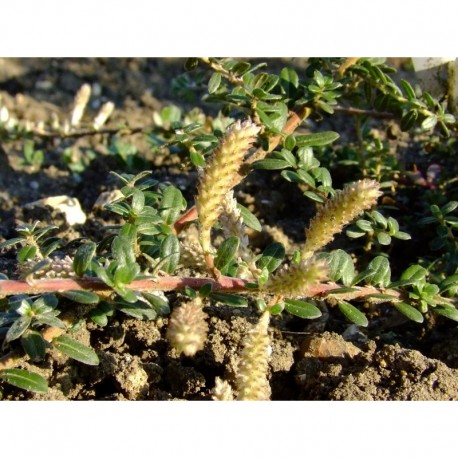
(215, 237, 239, 272)
(237, 204, 262, 232)
(295, 131, 339, 148)
(0, 369, 48, 393)
(433, 306, 458, 322)
(209, 292, 248, 307)
(21, 331, 47, 362)
(208, 72, 222, 94)
(159, 234, 180, 274)
(160, 186, 185, 225)
(60, 290, 100, 305)
(257, 243, 285, 272)
(394, 302, 424, 323)
(284, 299, 322, 319)
(326, 249, 355, 287)
(17, 246, 37, 263)
(366, 256, 391, 287)
(73, 242, 97, 277)
(53, 335, 100, 366)
(338, 301, 368, 327)
(5, 315, 32, 343)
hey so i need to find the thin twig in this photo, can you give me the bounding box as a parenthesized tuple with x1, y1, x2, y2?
(333, 105, 394, 119)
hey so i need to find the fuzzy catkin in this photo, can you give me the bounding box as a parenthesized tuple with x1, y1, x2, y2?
(196, 120, 260, 255)
(302, 179, 382, 259)
(236, 311, 271, 401)
(166, 298, 208, 357)
(263, 258, 329, 297)
(212, 377, 234, 401)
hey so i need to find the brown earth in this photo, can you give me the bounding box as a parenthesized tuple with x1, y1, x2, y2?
(1, 58, 457, 400)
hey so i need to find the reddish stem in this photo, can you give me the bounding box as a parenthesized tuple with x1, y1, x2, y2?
(0, 276, 400, 300)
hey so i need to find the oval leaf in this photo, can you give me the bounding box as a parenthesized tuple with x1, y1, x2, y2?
(5, 315, 32, 343)
(284, 299, 322, 319)
(295, 131, 340, 148)
(60, 290, 100, 304)
(366, 256, 391, 287)
(394, 302, 424, 323)
(209, 292, 248, 307)
(257, 243, 285, 273)
(338, 301, 368, 327)
(208, 72, 222, 94)
(53, 335, 99, 366)
(160, 186, 185, 225)
(237, 203, 262, 232)
(433, 306, 458, 322)
(21, 331, 47, 362)
(159, 234, 180, 274)
(0, 368, 48, 393)
(215, 237, 240, 272)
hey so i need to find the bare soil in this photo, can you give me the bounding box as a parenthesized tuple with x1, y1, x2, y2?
(1, 58, 458, 400)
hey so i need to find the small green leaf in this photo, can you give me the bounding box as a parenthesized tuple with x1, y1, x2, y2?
(400, 110, 418, 131)
(257, 243, 285, 273)
(21, 331, 47, 362)
(131, 188, 145, 215)
(0, 237, 23, 250)
(209, 292, 248, 307)
(284, 135, 296, 150)
(393, 231, 411, 240)
(114, 263, 140, 286)
(112, 235, 136, 266)
(421, 115, 438, 130)
(208, 72, 222, 94)
(53, 335, 99, 366)
(400, 79, 416, 100)
(338, 301, 368, 327)
(59, 290, 100, 305)
(159, 235, 180, 274)
(160, 186, 185, 225)
(116, 300, 157, 320)
(184, 58, 199, 71)
(366, 256, 391, 287)
(93, 262, 114, 287)
(17, 246, 37, 263)
(5, 315, 32, 343)
(394, 302, 424, 323)
(215, 237, 240, 272)
(73, 242, 97, 277)
(326, 249, 355, 287)
(0, 369, 48, 393)
(198, 283, 213, 298)
(236, 203, 262, 232)
(284, 299, 322, 319)
(433, 306, 458, 322)
(441, 201, 458, 215)
(252, 158, 291, 170)
(400, 264, 427, 285)
(376, 232, 392, 245)
(326, 287, 359, 294)
(190, 150, 206, 167)
(142, 292, 170, 316)
(295, 131, 339, 148)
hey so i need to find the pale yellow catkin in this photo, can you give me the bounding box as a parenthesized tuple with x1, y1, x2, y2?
(196, 120, 260, 255)
(166, 298, 208, 357)
(302, 179, 382, 259)
(263, 258, 329, 297)
(236, 311, 271, 401)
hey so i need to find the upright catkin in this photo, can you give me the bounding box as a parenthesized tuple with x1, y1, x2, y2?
(196, 120, 260, 256)
(302, 179, 382, 259)
(236, 311, 271, 401)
